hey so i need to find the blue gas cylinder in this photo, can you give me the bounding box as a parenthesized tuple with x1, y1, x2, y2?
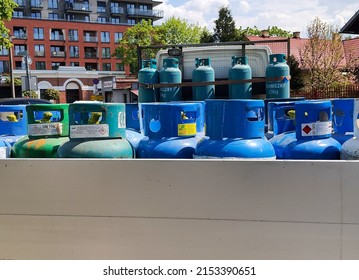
(341, 99, 359, 159)
(332, 98, 354, 144)
(57, 103, 134, 158)
(267, 101, 297, 158)
(0, 105, 27, 147)
(125, 103, 145, 150)
(137, 102, 203, 158)
(281, 100, 341, 159)
(266, 54, 290, 99)
(192, 58, 215, 100)
(228, 56, 252, 99)
(194, 99, 275, 159)
(12, 104, 70, 158)
(138, 59, 159, 102)
(159, 58, 182, 102)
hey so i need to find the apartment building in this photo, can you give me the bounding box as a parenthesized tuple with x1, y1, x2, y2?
(1, 0, 163, 102)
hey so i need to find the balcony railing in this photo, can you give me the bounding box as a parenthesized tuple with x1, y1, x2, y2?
(50, 35, 65, 41)
(30, 0, 43, 8)
(34, 50, 45, 57)
(65, 2, 91, 12)
(84, 53, 98, 59)
(69, 52, 79, 58)
(127, 8, 163, 18)
(83, 36, 98, 42)
(110, 7, 124, 14)
(15, 50, 27, 56)
(14, 33, 27, 39)
(51, 51, 66, 57)
(14, 0, 25, 7)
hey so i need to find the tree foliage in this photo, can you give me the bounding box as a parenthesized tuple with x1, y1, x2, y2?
(0, 0, 17, 48)
(299, 17, 354, 91)
(213, 6, 237, 42)
(156, 17, 202, 45)
(287, 55, 305, 91)
(113, 20, 161, 74)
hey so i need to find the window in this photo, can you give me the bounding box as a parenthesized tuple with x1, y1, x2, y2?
(51, 62, 65, 70)
(50, 29, 64, 41)
(13, 27, 26, 39)
(68, 29, 78, 41)
(97, 1, 106, 13)
(13, 11, 24, 18)
(111, 18, 120, 24)
(48, 0, 58, 9)
(69, 46, 79, 57)
(139, 5, 148, 12)
(85, 63, 98, 71)
(102, 63, 111, 71)
(14, 45, 27, 56)
(101, 32, 110, 43)
(36, 61, 46, 70)
(102, 47, 111, 58)
(114, 32, 123, 42)
(49, 13, 59, 20)
(116, 63, 124, 71)
(128, 19, 135, 25)
(0, 61, 9, 73)
(0, 48, 9, 56)
(84, 31, 97, 42)
(97, 17, 107, 23)
(110, 2, 122, 14)
(34, 44, 45, 56)
(34, 27, 44, 40)
(31, 12, 41, 19)
(70, 62, 80, 67)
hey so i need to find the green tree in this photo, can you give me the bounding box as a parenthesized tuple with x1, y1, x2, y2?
(0, 0, 18, 48)
(200, 27, 215, 43)
(287, 55, 304, 91)
(299, 17, 352, 92)
(113, 20, 162, 74)
(156, 16, 203, 45)
(213, 6, 237, 42)
(237, 25, 292, 40)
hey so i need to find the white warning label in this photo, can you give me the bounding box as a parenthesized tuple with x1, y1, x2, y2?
(70, 124, 109, 138)
(301, 121, 332, 137)
(28, 123, 63, 136)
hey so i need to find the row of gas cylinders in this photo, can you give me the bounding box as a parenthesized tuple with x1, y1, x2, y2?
(138, 53, 290, 102)
(1, 98, 358, 159)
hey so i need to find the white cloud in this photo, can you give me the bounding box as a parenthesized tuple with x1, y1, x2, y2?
(157, 0, 359, 37)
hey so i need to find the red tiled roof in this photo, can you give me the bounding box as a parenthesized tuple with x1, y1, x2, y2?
(342, 37, 359, 65)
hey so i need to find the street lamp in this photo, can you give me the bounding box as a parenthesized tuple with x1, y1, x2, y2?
(8, 35, 15, 98)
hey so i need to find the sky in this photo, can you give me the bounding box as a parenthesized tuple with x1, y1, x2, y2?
(155, 0, 359, 37)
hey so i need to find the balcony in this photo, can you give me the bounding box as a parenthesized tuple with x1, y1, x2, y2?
(83, 36, 98, 43)
(65, 1, 91, 13)
(50, 35, 65, 41)
(30, 0, 43, 10)
(127, 8, 163, 19)
(84, 52, 98, 59)
(35, 50, 45, 57)
(51, 51, 66, 58)
(14, 0, 26, 8)
(14, 50, 27, 56)
(110, 7, 124, 15)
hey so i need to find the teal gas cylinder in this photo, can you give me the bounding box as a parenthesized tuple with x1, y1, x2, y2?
(341, 99, 359, 159)
(192, 58, 215, 100)
(0, 105, 27, 147)
(267, 101, 297, 158)
(137, 102, 203, 158)
(12, 104, 69, 158)
(159, 58, 182, 102)
(266, 54, 290, 99)
(281, 100, 341, 159)
(125, 103, 145, 150)
(228, 56, 252, 99)
(194, 99, 275, 159)
(138, 59, 159, 102)
(57, 103, 134, 158)
(332, 98, 354, 144)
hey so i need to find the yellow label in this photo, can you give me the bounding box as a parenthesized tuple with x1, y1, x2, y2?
(178, 123, 197, 136)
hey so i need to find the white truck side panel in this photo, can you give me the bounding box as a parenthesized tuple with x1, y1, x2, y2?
(0, 159, 358, 259)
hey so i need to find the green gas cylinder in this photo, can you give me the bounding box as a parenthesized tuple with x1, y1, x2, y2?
(12, 104, 70, 158)
(57, 102, 134, 158)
